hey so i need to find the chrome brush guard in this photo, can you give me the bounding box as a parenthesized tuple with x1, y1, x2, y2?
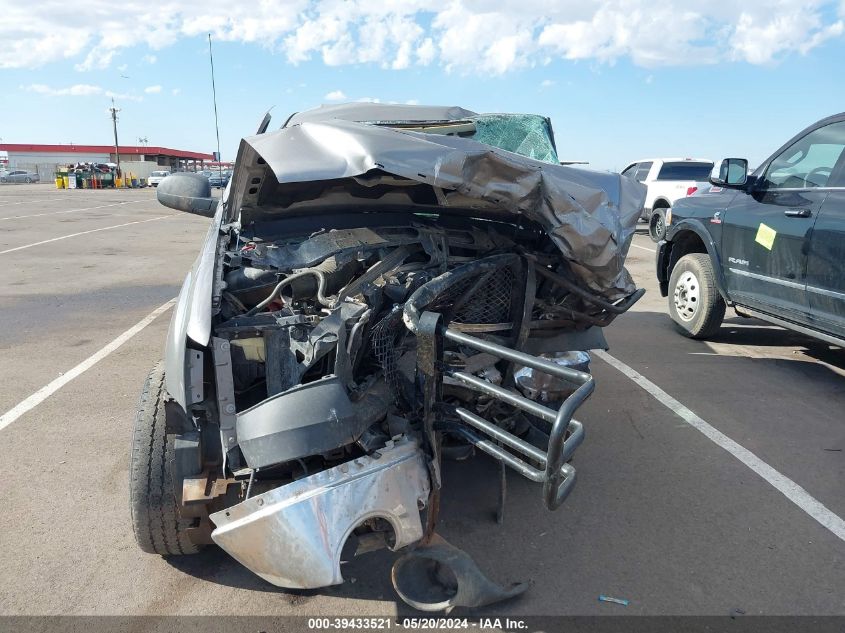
(402, 253, 640, 511)
(437, 328, 591, 509)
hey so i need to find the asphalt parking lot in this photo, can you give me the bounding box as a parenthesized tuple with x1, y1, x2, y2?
(0, 184, 842, 617)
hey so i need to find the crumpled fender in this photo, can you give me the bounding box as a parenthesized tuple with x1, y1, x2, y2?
(164, 201, 222, 410)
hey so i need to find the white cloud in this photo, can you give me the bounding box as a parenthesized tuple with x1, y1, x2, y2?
(801, 21, 845, 53)
(416, 38, 436, 65)
(324, 89, 347, 101)
(537, 3, 717, 67)
(731, 10, 844, 64)
(74, 48, 116, 71)
(105, 90, 143, 102)
(171, 88, 181, 96)
(540, 79, 555, 88)
(432, 3, 538, 73)
(23, 83, 103, 96)
(1, 1, 842, 73)
(23, 81, 143, 103)
(144, 85, 162, 94)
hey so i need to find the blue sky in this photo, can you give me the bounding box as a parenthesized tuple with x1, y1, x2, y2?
(1, 1, 844, 170)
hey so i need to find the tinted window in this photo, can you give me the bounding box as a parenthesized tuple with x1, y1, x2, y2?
(764, 121, 845, 189)
(621, 164, 637, 178)
(656, 162, 713, 181)
(634, 162, 652, 182)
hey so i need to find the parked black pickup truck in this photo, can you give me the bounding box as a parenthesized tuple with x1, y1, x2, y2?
(657, 112, 845, 346)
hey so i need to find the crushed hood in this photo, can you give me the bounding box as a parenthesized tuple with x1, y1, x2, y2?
(284, 103, 479, 127)
(227, 119, 645, 300)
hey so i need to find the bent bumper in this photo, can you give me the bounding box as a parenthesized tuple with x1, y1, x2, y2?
(209, 438, 430, 589)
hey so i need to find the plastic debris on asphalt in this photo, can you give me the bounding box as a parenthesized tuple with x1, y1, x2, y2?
(598, 595, 629, 606)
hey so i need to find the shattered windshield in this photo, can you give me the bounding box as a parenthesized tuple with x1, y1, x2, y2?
(468, 114, 559, 164)
(378, 114, 560, 165)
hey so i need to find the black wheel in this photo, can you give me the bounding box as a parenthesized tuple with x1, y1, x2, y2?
(649, 208, 668, 242)
(130, 362, 202, 556)
(25, 177, 32, 183)
(668, 253, 725, 339)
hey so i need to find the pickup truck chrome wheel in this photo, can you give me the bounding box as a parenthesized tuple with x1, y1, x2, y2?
(668, 253, 725, 339)
(673, 270, 699, 321)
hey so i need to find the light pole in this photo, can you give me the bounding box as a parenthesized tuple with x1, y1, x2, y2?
(208, 34, 223, 182)
(109, 98, 122, 187)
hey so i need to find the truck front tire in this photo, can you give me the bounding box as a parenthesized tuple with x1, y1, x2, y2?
(129, 362, 202, 556)
(668, 253, 725, 339)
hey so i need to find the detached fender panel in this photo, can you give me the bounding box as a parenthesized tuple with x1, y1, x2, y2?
(210, 438, 430, 589)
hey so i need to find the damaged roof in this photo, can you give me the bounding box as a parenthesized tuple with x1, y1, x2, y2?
(228, 106, 645, 300)
(283, 103, 480, 126)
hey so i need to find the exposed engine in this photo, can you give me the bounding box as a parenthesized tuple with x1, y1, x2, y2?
(184, 210, 643, 610)
(211, 216, 569, 477)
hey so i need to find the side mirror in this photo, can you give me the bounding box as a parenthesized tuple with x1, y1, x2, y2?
(710, 158, 748, 188)
(156, 173, 216, 217)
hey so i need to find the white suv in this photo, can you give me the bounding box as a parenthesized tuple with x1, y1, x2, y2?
(621, 158, 713, 241)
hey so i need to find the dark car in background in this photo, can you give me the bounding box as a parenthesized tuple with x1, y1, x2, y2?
(208, 170, 231, 188)
(656, 112, 845, 345)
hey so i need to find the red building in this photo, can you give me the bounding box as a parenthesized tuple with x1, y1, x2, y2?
(0, 143, 215, 173)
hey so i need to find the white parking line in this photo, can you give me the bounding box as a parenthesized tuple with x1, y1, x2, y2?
(0, 200, 146, 221)
(631, 243, 656, 253)
(0, 215, 173, 255)
(0, 300, 176, 433)
(0, 197, 66, 208)
(593, 348, 845, 543)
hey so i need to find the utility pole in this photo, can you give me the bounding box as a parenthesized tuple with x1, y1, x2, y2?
(109, 98, 122, 186)
(208, 34, 223, 182)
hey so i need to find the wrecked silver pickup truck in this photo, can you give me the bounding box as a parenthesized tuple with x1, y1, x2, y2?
(129, 103, 645, 610)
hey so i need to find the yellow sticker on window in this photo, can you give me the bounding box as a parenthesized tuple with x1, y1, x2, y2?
(755, 223, 777, 250)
